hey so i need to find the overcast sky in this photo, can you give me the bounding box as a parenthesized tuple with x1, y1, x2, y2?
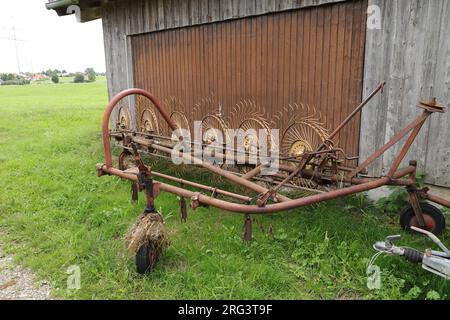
(0, 0, 106, 74)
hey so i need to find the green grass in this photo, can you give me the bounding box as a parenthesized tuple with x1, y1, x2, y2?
(0, 81, 449, 300)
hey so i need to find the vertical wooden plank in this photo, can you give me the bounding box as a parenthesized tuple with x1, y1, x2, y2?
(179, 0, 190, 26)
(255, 12, 264, 109)
(207, 21, 215, 100)
(199, 0, 209, 23)
(173, 26, 181, 102)
(102, 4, 113, 99)
(333, 3, 346, 144)
(425, 0, 450, 186)
(240, 13, 248, 100)
(249, 15, 257, 105)
(294, 9, 304, 104)
(231, 0, 239, 18)
(277, 12, 288, 112)
(165, 0, 174, 29)
(340, 2, 354, 158)
(301, 8, 311, 103)
(221, 0, 232, 20)
(314, 7, 324, 113)
(245, 0, 256, 16)
(231, 20, 243, 102)
(160, 30, 169, 100)
(145, 0, 158, 32)
(327, 3, 339, 139)
(189, 0, 199, 25)
(321, 4, 331, 127)
(185, 26, 194, 112)
(210, 0, 221, 22)
(218, 20, 226, 104)
(265, 14, 274, 111)
(156, 0, 165, 30)
(349, 0, 366, 160)
(287, 10, 298, 106)
(178, 29, 185, 109)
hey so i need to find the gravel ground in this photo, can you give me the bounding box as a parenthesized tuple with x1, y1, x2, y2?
(0, 245, 52, 300)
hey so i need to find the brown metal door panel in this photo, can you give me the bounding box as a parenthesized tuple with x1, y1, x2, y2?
(131, 0, 367, 157)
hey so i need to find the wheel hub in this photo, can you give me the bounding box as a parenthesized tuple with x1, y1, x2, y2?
(410, 213, 436, 232)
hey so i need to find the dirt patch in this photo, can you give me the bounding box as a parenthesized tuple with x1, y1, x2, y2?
(0, 245, 52, 300)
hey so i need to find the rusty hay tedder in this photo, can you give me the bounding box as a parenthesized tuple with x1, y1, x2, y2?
(96, 81, 450, 274)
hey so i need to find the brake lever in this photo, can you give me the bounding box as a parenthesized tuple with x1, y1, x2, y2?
(411, 227, 450, 258)
(384, 235, 401, 249)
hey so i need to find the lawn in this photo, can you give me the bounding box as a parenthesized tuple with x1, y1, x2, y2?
(0, 80, 448, 300)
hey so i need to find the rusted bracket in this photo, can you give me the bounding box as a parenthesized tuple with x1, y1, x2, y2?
(408, 189, 426, 228)
(243, 215, 252, 242)
(257, 153, 312, 207)
(131, 143, 158, 214)
(180, 196, 187, 222)
(131, 183, 139, 202)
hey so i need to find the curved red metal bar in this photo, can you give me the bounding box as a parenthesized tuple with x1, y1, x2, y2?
(102, 88, 179, 168)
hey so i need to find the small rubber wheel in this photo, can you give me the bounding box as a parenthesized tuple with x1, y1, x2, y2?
(400, 203, 446, 235)
(136, 244, 158, 274)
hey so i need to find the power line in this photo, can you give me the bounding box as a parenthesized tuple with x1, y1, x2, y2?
(11, 18, 21, 73)
(0, 37, 26, 42)
(0, 26, 24, 31)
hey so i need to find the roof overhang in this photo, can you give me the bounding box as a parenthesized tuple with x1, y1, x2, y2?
(45, 0, 106, 22)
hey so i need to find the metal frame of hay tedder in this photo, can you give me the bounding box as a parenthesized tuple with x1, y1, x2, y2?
(96, 81, 450, 274)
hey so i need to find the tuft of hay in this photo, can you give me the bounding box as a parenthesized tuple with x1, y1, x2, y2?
(125, 212, 170, 256)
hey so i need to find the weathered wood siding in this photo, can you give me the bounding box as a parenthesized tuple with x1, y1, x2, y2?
(101, 0, 348, 99)
(130, 1, 367, 158)
(362, 0, 450, 187)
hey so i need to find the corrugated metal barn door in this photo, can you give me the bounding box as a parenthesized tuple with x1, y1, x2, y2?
(131, 0, 367, 158)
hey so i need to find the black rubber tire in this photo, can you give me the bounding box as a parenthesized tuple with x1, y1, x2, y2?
(400, 203, 446, 235)
(136, 244, 153, 274)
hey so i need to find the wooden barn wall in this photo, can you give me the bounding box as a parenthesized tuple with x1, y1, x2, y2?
(101, 0, 349, 99)
(101, 0, 349, 128)
(362, 0, 450, 187)
(130, 1, 367, 158)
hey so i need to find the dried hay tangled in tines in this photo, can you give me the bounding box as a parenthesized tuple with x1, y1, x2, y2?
(125, 212, 170, 255)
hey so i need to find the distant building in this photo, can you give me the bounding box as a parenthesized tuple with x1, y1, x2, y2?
(31, 74, 49, 81)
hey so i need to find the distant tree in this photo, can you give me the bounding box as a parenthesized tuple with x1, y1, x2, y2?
(85, 68, 96, 82)
(88, 72, 96, 82)
(51, 74, 59, 84)
(74, 73, 85, 83)
(1, 79, 30, 86)
(1, 73, 16, 81)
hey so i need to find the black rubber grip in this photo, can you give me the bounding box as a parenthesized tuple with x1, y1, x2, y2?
(403, 248, 423, 264)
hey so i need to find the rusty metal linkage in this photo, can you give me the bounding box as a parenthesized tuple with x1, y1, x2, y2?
(97, 84, 449, 236)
